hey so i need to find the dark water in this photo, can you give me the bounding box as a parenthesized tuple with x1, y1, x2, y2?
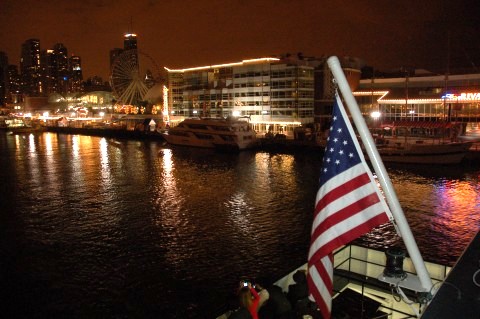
(0, 132, 479, 318)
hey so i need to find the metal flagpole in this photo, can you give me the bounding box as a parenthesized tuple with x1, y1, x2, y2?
(327, 56, 434, 293)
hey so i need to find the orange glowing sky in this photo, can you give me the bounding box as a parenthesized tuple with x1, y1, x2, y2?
(1, 0, 479, 79)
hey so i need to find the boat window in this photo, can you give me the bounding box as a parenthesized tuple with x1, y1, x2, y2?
(188, 124, 209, 130)
(169, 131, 190, 137)
(220, 135, 235, 141)
(212, 126, 231, 131)
(194, 133, 214, 140)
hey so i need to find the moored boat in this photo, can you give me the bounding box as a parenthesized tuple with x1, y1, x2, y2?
(0, 116, 46, 134)
(373, 140, 473, 164)
(161, 116, 258, 151)
(369, 121, 472, 164)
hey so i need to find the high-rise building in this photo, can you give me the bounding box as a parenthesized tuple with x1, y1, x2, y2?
(39, 45, 83, 94)
(123, 33, 138, 68)
(123, 33, 137, 50)
(7, 65, 21, 103)
(69, 55, 83, 93)
(109, 48, 124, 70)
(109, 33, 139, 79)
(0, 51, 8, 105)
(40, 49, 56, 94)
(20, 39, 42, 96)
(53, 43, 69, 94)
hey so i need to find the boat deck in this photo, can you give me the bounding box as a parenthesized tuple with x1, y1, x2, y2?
(421, 230, 480, 319)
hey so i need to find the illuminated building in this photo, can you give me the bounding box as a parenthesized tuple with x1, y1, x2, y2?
(20, 38, 42, 96)
(123, 33, 137, 50)
(40, 49, 56, 94)
(7, 65, 21, 104)
(165, 56, 317, 135)
(109, 33, 139, 76)
(69, 55, 83, 93)
(52, 43, 69, 94)
(354, 72, 480, 131)
(165, 55, 362, 135)
(39, 45, 83, 96)
(123, 33, 138, 69)
(0, 52, 7, 105)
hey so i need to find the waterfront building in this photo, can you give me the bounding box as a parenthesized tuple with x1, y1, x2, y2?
(165, 55, 362, 136)
(79, 91, 114, 114)
(354, 72, 480, 132)
(165, 56, 317, 136)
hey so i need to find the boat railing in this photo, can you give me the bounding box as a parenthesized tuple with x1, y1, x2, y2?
(273, 245, 450, 292)
(269, 244, 451, 319)
(334, 245, 451, 281)
(332, 245, 451, 318)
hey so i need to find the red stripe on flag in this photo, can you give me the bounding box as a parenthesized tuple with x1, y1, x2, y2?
(313, 192, 381, 239)
(314, 172, 371, 214)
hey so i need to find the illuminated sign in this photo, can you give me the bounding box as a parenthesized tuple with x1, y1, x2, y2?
(442, 93, 480, 101)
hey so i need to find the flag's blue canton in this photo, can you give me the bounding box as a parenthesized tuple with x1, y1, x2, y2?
(321, 100, 361, 184)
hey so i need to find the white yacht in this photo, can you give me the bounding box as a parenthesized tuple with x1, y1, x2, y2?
(161, 116, 258, 151)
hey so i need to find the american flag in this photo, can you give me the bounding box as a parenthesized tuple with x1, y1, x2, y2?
(307, 94, 390, 319)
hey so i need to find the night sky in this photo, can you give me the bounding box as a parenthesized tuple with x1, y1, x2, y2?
(1, 0, 479, 79)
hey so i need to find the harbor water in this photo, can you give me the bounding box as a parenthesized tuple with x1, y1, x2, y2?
(1, 132, 479, 318)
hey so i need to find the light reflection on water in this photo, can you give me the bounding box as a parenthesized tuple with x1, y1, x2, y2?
(0, 132, 479, 318)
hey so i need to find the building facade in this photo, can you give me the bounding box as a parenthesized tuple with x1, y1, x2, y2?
(165, 57, 320, 135)
(20, 39, 42, 96)
(69, 55, 83, 93)
(0, 52, 8, 105)
(354, 73, 480, 132)
(165, 56, 362, 136)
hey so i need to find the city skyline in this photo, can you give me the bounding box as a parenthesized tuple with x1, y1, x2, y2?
(1, 0, 480, 80)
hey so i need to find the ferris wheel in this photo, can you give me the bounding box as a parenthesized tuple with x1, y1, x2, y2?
(110, 49, 162, 106)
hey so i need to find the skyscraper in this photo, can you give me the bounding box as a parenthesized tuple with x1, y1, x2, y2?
(123, 33, 137, 50)
(0, 51, 8, 105)
(69, 55, 83, 93)
(109, 48, 124, 70)
(53, 43, 69, 94)
(20, 39, 42, 96)
(40, 49, 56, 94)
(7, 65, 21, 103)
(109, 33, 138, 75)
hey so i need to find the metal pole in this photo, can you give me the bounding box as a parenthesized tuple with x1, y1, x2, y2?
(327, 56, 433, 293)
